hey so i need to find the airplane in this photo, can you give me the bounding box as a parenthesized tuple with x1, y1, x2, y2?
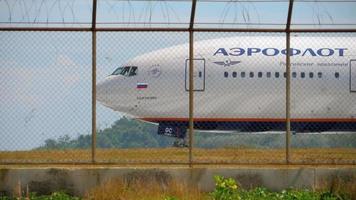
(96, 35, 356, 142)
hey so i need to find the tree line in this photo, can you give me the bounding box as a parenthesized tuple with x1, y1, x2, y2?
(38, 117, 356, 149)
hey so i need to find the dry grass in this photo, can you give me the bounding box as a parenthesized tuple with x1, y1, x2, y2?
(83, 173, 356, 200)
(316, 173, 356, 200)
(0, 148, 355, 164)
(84, 177, 206, 200)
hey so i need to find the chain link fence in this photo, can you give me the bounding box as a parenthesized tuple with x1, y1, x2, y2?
(95, 32, 190, 164)
(0, 31, 92, 163)
(290, 33, 356, 164)
(1, 1, 355, 165)
(191, 32, 287, 164)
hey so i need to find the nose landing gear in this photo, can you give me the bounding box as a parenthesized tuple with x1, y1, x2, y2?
(157, 123, 188, 148)
(173, 138, 188, 148)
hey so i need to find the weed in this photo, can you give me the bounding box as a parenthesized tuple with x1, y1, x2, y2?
(0, 192, 79, 200)
(210, 176, 352, 200)
(84, 178, 206, 200)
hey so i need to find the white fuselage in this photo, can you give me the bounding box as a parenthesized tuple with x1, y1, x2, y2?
(97, 36, 356, 125)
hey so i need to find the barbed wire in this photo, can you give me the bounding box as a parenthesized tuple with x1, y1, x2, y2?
(1, 0, 355, 27)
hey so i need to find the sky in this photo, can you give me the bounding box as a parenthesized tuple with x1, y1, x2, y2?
(1, 0, 356, 150)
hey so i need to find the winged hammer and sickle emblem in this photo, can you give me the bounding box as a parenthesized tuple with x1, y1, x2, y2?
(213, 58, 241, 67)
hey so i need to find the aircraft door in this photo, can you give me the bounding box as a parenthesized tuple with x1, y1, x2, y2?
(351, 60, 356, 92)
(185, 58, 205, 91)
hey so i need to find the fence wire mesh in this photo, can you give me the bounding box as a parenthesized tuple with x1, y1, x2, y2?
(290, 33, 356, 164)
(0, 0, 93, 28)
(95, 32, 190, 164)
(1, 28, 356, 165)
(191, 32, 287, 164)
(0, 31, 92, 163)
(1, 30, 356, 165)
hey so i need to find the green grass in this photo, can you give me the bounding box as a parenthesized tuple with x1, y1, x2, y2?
(1, 185, 353, 200)
(212, 187, 351, 200)
(0, 192, 79, 200)
(210, 176, 354, 200)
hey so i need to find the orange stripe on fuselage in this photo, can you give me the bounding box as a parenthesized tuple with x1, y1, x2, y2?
(138, 117, 356, 123)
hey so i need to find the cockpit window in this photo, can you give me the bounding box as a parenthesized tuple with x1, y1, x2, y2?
(120, 67, 130, 76)
(129, 67, 138, 76)
(112, 66, 138, 77)
(112, 67, 123, 75)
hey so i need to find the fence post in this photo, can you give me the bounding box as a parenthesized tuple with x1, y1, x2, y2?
(285, 0, 294, 164)
(91, 0, 97, 164)
(286, 32, 291, 164)
(188, 0, 197, 168)
(188, 30, 194, 167)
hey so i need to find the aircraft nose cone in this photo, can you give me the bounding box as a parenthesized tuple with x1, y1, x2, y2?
(96, 80, 108, 104)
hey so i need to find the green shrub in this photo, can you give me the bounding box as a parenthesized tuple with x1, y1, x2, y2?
(0, 192, 80, 200)
(211, 175, 239, 200)
(211, 176, 350, 200)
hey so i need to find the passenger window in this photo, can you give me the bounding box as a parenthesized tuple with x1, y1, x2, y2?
(224, 71, 228, 78)
(309, 72, 314, 78)
(258, 72, 262, 78)
(318, 72, 322, 78)
(275, 72, 280, 78)
(267, 72, 271, 78)
(301, 72, 305, 78)
(335, 72, 339, 78)
(250, 72, 254, 78)
(292, 72, 297, 78)
(284, 72, 287, 78)
(199, 71, 202, 78)
(129, 67, 138, 76)
(232, 71, 237, 78)
(241, 72, 246, 78)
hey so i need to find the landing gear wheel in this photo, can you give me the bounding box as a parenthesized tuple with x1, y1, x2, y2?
(173, 138, 188, 148)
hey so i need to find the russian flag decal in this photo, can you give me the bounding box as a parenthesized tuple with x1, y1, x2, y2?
(137, 83, 148, 89)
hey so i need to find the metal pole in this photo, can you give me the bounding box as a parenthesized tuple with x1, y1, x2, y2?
(91, 31, 97, 163)
(285, 32, 291, 164)
(285, 0, 294, 164)
(91, 0, 97, 163)
(188, 0, 197, 168)
(1, 27, 356, 33)
(188, 31, 194, 167)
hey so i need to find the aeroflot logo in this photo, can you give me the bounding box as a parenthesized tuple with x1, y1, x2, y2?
(213, 48, 347, 57)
